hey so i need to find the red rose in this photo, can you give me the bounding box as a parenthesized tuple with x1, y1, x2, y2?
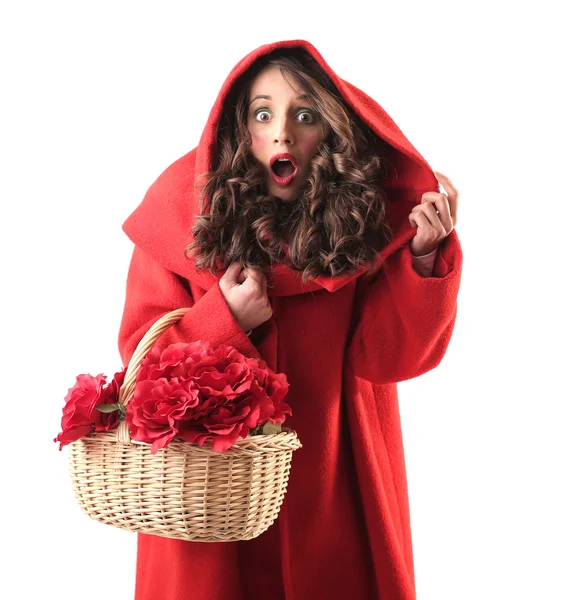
(137, 342, 213, 382)
(245, 358, 291, 421)
(252, 362, 290, 403)
(94, 368, 126, 432)
(54, 373, 107, 450)
(138, 342, 256, 397)
(126, 378, 201, 454)
(129, 340, 292, 453)
(180, 380, 277, 451)
(191, 348, 256, 399)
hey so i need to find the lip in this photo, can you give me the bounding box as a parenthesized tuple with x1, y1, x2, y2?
(269, 153, 299, 187)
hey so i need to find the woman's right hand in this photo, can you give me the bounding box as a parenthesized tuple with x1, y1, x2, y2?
(219, 262, 273, 333)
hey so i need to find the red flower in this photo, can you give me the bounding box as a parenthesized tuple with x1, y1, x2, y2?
(246, 359, 291, 422)
(126, 378, 201, 454)
(128, 341, 291, 453)
(179, 380, 277, 451)
(94, 369, 126, 432)
(54, 373, 107, 450)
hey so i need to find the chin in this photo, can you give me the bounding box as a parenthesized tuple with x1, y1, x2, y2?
(275, 192, 296, 202)
(268, 181, 297, 202)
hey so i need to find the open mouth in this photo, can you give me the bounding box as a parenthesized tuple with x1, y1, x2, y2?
(270, 154, 298, 186)
(272, 159, 296, 178)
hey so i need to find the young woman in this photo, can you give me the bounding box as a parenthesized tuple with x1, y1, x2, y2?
(119, 39, 462, 600)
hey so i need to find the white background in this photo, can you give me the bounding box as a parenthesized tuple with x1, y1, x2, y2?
(2, 1, 568, 599)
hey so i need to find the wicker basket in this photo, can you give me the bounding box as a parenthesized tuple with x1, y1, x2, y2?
(68, 308, 302, 542)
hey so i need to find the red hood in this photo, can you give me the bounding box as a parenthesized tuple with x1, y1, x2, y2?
(122, 38, 439, 296)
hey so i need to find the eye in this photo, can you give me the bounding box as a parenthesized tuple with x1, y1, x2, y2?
(297, 110, 316, 124)
(254, 110, 271, 122)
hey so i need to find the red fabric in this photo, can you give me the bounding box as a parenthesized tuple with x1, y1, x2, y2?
(118, 39, 462, 600)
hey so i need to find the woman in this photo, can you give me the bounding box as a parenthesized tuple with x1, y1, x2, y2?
(119, 39, 462, 600)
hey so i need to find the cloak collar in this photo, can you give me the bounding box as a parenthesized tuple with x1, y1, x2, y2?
(122, 39, 440, 296)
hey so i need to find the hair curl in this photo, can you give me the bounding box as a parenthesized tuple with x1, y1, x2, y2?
(185, 47, 395, 283)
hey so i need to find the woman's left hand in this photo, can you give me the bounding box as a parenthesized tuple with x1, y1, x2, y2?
(408, 171, 459, 256)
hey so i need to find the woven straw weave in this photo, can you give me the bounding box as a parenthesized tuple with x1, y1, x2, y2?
(68, 308, 302, 542)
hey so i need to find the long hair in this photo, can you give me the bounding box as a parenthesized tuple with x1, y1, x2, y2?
(185, 47, 395, 282)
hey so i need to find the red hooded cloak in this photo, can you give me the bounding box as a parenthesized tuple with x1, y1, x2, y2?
(118, 39, 463, 600)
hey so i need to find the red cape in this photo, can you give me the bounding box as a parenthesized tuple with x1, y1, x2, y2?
(119, 38, 462, 600)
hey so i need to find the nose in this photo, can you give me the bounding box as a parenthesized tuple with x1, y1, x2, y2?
(273, 116, 295, 145)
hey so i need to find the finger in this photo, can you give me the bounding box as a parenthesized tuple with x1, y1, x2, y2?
(419, 193, 453, 232)
(241, 267, 265, 292)
(409, 209, 430, 231)
(260, 272, 268, 298)
(243, 267, 264, 284)
(416, 201, 446, 233)
(434, 172, 459, 226)
(236, 269, 247, 284)
(221, 261, 243, 284)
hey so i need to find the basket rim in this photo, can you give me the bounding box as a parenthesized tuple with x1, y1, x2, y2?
(70, 427, 302, 454)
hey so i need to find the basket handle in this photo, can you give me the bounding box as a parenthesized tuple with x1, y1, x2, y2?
(115, 307, 189, 444)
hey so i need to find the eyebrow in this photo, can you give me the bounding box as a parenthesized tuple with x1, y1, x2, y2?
(249, 93, 309, 106)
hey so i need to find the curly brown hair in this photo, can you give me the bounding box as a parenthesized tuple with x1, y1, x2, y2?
(185, 47, 395, 283)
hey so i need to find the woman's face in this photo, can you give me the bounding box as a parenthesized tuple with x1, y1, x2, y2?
(247, 65, 325, 202)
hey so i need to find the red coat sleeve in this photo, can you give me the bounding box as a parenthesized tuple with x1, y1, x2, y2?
(346, 229, 462, 384)
(118, 246, 260, 367)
